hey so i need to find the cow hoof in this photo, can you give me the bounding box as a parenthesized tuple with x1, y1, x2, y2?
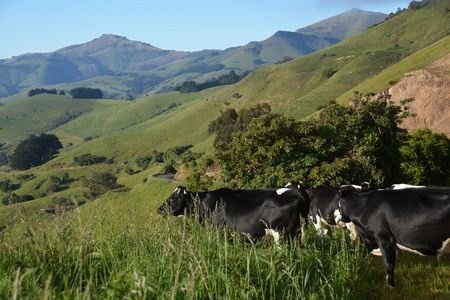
(386, 275, 395, 289)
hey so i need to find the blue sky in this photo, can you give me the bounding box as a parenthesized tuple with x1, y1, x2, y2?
(0, 0, 412, 59)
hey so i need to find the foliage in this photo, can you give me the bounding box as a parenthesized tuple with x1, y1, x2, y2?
(73, 153, 103, 166)
(48, 196, 74, 211)
(81, 172, 122, 200)
(215, 113, 332, 188)
(178, 81, 197, 93)
(276, 56, 294, 64)
(124, 166, 135, 175)
(174, 70, 249, 93)
(162, 163, 177, 174)
(70, 87, 103, 99)
(322, 68, 337, 79)
(136, 150, 164, 169)
(399, 129, 450, 185)
(9, 133, 63, 170)
(186, 170, 214, 192)
(28, 88, 57, 97)
(0, 179, 14, 193)
(163, 145, 193, 162)
(320, 92, 411, 186)
(0, 151, 7, 166)
(123, 93, 134, 101)
(49, 175, 61, 185)
(47, 183, 59, 194)
(1, 192, 34, 205)
(215, 95, 413, 188)
(212, 103, 271, 147)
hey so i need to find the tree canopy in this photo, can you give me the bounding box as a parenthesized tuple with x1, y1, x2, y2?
(70, 87, 103, 99)
(10, 133, 63, 170)
(212, 93, 435, 188)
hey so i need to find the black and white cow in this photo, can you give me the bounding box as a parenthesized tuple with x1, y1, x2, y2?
(157, 186, 310, 243)
(388, 183, 426, 189)
(337, 186, 450, 288)
(306, 184, 369, 241)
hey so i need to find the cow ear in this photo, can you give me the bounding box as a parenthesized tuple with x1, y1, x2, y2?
(339, 185, 355, 197)
(177, 186, 187, 195)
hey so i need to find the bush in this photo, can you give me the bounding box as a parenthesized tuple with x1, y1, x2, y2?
(162, 164, 177, 174)
(82, 172, 123, 200)
(186, 171, 214, 191)
(2, 193, 35, 205)
(124, 166, 135, 175)
(70, 87, 103, 99)
(48, 196, 74, 211)
(74, 153, 103, 166)
(322, 68, 337, 79)
(0, 180, 13, 192)
(47, 183, 59, 194)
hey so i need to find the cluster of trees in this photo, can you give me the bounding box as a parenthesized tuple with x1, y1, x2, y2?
(276, 56, 294, 65)
(9, 133, 63, 171)
(209, 103, 271, 143)
(2, 193, 34, 206)
(70, 87, 103, 99)
(73, 153, 106, 166)
(135, 145, 202, 173)
(28, 88, 58, 97)
(174, 70, 249, 93)
(80, 172, 123, 200)
(212, 93, 450, 188)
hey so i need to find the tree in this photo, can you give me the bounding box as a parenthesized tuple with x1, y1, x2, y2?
(10, 133, 63, 170)
(73, 153, 103, 166)
(179, 81, 197, 93)
(70, 87, 103, 99)
(28, 88, 57, 97)
(319, 92, 412, 186)
(211, 108, 239, 145)
(399, 129, 450, 185)
(186, 171, 213, 191)
(212, 104, 271, 148)
(81, 172, 122, 200)
(214, 113, 340, 188)
(213, 93, 413, 188)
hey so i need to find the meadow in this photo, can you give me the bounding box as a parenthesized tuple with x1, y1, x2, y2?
(0, 173, 449, 299)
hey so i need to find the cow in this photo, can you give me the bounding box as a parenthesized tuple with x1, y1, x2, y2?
(306, 184, 369, 241)
(388, 183, 426, 189)
(157, 186, 310, 243)
(337, 186, 450, 288)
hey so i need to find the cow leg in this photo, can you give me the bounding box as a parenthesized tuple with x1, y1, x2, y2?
(378, 239, 397, 288)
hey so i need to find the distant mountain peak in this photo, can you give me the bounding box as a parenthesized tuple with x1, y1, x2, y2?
(296, 8, 387, 40)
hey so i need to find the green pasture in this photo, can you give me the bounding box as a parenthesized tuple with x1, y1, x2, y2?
(0, 165, 449, 299)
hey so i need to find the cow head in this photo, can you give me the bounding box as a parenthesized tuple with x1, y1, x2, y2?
(337, 185, 358, 223)
(157, 186, 190, 216)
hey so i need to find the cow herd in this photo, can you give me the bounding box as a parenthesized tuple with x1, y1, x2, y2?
(157, 183, 450, 288)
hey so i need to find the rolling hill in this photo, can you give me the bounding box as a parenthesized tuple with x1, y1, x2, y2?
(0, 0, 449, 159)
(0, 9, 386, 101)
(0, 2, 449, 298)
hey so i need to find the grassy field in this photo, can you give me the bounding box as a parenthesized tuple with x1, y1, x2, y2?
(0, 169, 449, 299)
(0, 3, 449, 298)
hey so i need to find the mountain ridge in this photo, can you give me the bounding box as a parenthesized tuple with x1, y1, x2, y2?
(0, 9, 386, 100)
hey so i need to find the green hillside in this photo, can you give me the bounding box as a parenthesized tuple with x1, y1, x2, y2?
(1, 0, 449, 159)
(213, 0, 450, 119)
(0, 2, 449, 298)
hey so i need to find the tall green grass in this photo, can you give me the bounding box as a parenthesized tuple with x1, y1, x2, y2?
(0, 200, 372, 299)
